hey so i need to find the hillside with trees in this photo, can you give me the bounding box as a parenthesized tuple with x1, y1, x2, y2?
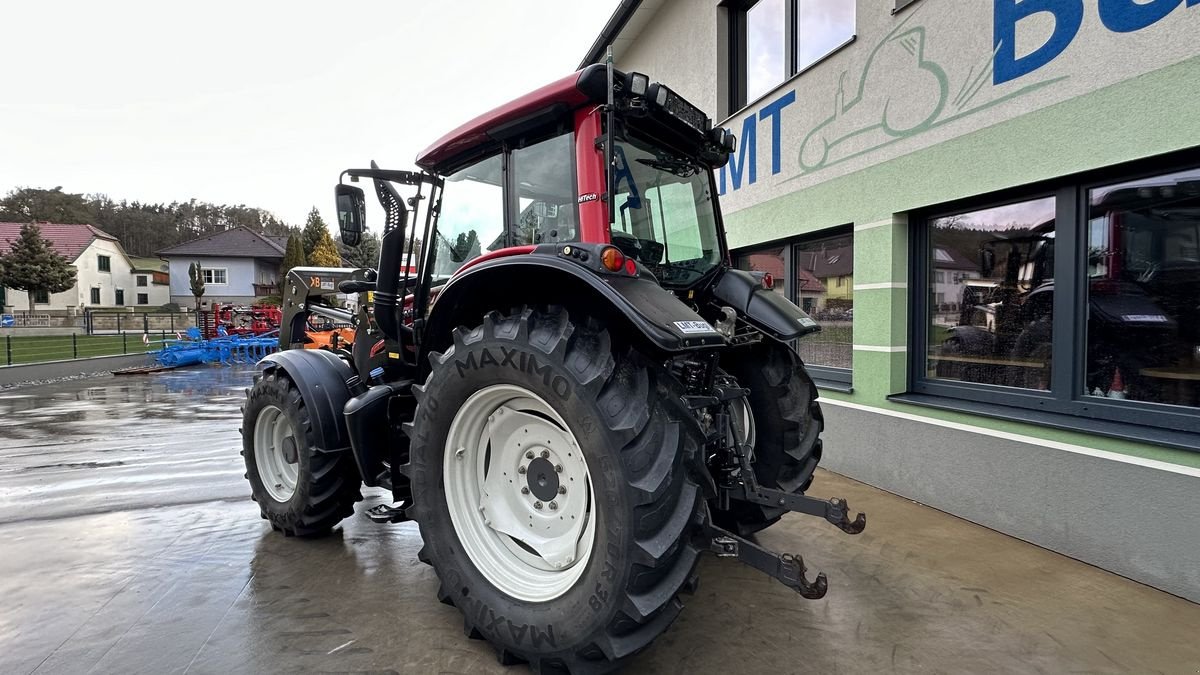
(0, 186, 299, 257)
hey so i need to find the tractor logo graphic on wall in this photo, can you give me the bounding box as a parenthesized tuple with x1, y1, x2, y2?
(794, 9, 1065, 175)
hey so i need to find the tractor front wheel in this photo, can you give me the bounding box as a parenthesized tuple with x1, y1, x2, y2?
(404, 307, 703, 673)
(241, 370, 362, 536)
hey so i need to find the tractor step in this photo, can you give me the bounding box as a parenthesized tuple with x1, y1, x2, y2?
(363, 503, 411, 524)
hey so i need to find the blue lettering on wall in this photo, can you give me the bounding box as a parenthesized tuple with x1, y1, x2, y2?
(1099, 0, 1192, 32)
(758, 90, 795, 176)
(994, 0, 1196, 85)
(993, 0, 1083, 86)
(718, 115, 756, 194)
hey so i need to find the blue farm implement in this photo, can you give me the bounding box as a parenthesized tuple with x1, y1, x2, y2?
(152, 327, 278, 367)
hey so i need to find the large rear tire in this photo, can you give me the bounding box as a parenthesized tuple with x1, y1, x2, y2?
(717, 340, 823, 536)
(241, 369, 363, 536)
(404, 307, 703, 673)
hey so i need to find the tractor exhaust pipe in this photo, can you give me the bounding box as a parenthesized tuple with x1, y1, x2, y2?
(371, 164, 410, 344)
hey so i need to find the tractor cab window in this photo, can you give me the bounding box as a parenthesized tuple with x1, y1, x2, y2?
(432, 154, 505, 280)
(511, 133, 579, 246)
(609, 135, 721, 288)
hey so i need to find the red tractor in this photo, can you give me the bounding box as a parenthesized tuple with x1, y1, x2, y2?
(241, 62, 864, 673)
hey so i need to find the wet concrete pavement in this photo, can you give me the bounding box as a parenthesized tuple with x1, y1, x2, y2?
(1, 366, 1198, 674)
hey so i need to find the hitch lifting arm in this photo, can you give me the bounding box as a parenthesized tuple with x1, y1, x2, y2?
(701, 385, 866, 599)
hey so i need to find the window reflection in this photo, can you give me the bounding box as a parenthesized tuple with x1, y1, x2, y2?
(746, 0, 785, 103)
(1086, 168, 1200, 407)
(927, 197, 1057, 389)
(796, 233, 853, 369)
(512, 133, 579, 246)
(798, 0, 855, 71)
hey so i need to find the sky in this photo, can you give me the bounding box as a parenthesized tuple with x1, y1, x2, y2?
(746, 0, 855, 103)
(0, 1, 619, 230)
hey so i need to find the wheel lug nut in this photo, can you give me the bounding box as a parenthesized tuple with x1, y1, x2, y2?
(525, 451, 534, 460)
(558, 486, 566, 495)
(555, 464, 563, 473)
(534, 501, 543, 510)
(521, 487, 530, 495)
(541, 450, 550, 459)
(518, 466, 527, 474)
(549, 501, 558, 510)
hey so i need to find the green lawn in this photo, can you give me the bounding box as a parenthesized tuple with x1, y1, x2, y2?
(2, 334, 158, 366)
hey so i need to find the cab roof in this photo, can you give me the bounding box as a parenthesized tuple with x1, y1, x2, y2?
(415, 65, 607, 175)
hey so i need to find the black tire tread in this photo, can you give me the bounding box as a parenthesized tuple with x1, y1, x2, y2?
(403, 306, 703, 674)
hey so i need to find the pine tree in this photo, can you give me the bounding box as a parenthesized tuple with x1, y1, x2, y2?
(309, 228, 344, 267)
(279, 234, 307, 285)
(0, 223, 77, 311)
(338, 229, 380, 269)
(301, 207, 328, 259)
(188, 261, 205, 312)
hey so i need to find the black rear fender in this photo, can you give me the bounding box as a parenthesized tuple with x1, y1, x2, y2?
(711, 268, 821, 341)
(421, 252, 724, 367)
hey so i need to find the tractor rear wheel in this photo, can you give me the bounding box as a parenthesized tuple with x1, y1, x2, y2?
(241, 369, 362, 536)
(404, 307, 703, 673)
(717, 340, 823, 536)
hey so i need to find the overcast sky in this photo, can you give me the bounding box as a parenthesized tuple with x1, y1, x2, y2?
(0, 1, 618, 229)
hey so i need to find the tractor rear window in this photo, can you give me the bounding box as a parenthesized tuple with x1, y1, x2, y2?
(610, 136, 722, 288)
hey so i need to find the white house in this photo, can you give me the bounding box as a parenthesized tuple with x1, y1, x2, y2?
(0, 222, 166, 311)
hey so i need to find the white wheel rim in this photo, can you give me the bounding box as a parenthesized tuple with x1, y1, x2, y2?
(443, 384, 596, 603)
(254, 404, 299, 502)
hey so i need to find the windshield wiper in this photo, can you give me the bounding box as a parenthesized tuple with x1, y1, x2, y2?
(636, 157, 699, 178)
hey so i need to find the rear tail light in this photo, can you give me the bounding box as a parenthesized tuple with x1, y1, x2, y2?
(601, 246, 625, 272)
(762, 273, 774, 289)
(624, 258, 638, 275)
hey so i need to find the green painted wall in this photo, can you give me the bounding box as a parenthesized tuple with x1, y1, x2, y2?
(724, 54, 1200, 469)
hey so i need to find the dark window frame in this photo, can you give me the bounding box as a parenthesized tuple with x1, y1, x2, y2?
(97, 255, 111, 272)
(732, 225, 855, 390)
(136, 275, 148, 287)
(89, 287, 101, 305)
(893, 0, 921, 14)
(137, 293, 149, 305)
(906, 149, 1200, 446)
(33, 289, 49, 304)
(115, 289, 124, 306)
(725, 0, 856, 114)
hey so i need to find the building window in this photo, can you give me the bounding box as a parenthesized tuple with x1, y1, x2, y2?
(136, 275, 148, 287)
(137, 293, 149, 305)
(97, 255, 110, 272)
(734, 227, 854, 386)
(728, 0, 855, 111)
(202, 268, 228, 285)
(34, 289, 49, 304)
(115, 289, 124, 306)
(90, 287, 101, 305)
(911, 156, 1200, 446)
(925, 196, 1056, 390)
(1086, 168, 1200, 408)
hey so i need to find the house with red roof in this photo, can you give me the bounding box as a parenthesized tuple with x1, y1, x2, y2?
(157, 226, 286, 307)
(0, 222, 168, 311)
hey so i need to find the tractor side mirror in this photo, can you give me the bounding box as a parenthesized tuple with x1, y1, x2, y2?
(335, 184, 366, 246)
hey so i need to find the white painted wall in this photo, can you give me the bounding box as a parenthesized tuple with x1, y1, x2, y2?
(3, 238, 144, 311)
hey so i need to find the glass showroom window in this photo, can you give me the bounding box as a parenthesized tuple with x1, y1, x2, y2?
(735, 230, 854, 386)
(728, 0, 855, 111)
(925, 197, 1056, 390)
(795, 231, 853, 370)
(1086, 167, 1200, 408)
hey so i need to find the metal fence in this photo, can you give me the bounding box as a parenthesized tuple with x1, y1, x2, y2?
(2, 332, 166, 367)
(84, 311, 195, 335)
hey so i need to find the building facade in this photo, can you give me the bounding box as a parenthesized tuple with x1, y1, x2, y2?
(586, 0, 1200, 601)
(0, 222, 160, 310)
(158, 227, 286, 307)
